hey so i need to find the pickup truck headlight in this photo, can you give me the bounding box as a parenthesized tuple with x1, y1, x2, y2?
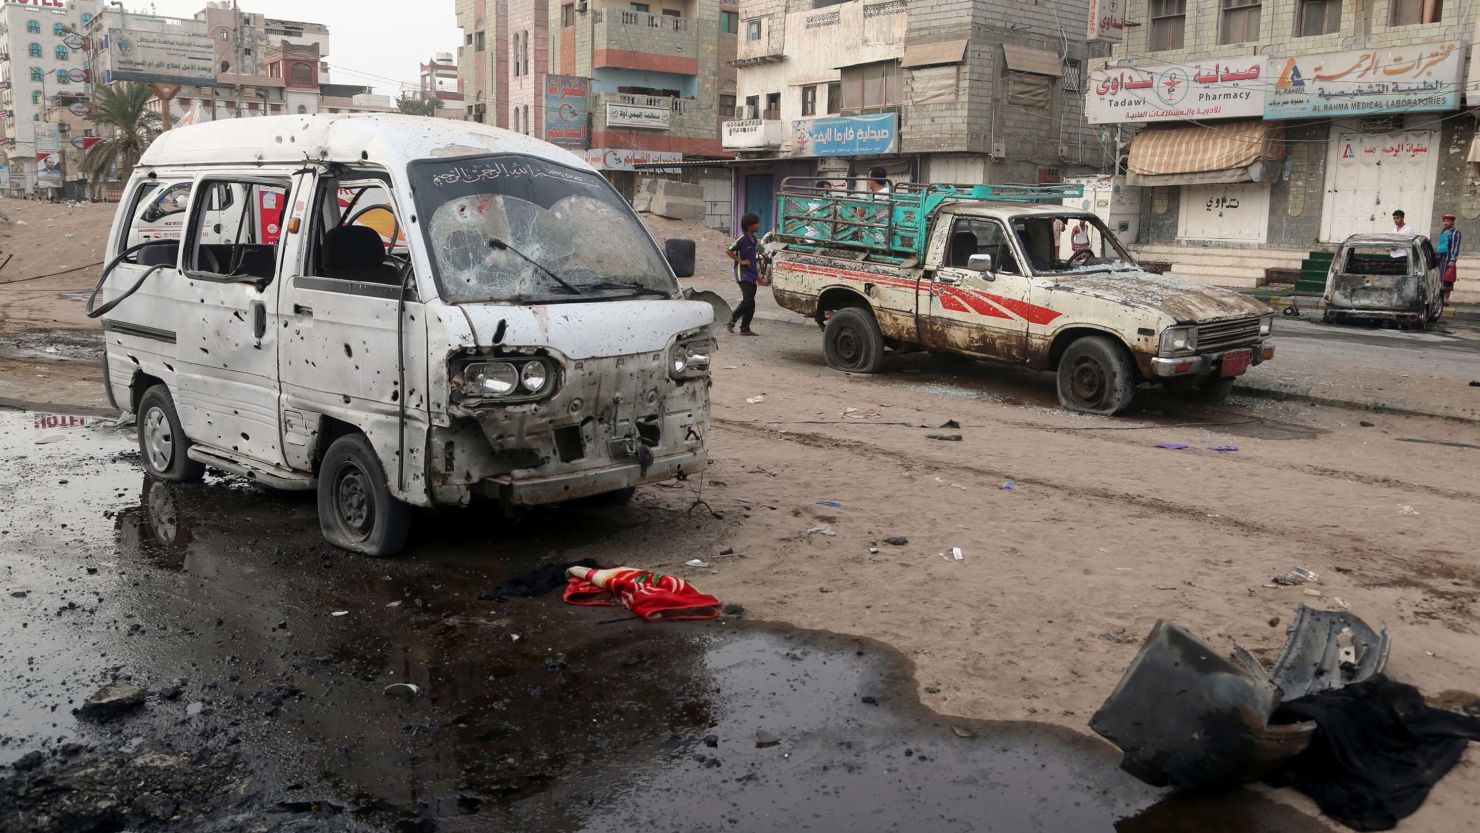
(1159, 326, 1197, 356)
(670, 338, 714, 380)
(454, 357, 556, 401)
(1260, 315, 1275, 337)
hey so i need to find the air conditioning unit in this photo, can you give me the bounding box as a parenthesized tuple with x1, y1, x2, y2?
(739, 104, 759, 120)
(577, 1, 588, 11)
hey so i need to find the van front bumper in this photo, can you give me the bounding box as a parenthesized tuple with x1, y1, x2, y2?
(1148, 343, 1275, 378)
(480, 448, 707, 506)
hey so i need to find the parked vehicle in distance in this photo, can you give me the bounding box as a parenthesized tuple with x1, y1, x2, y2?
(87, 114, 714, 556)
(766, 179, 1276, 416)
(1323, 233, 1444, 329)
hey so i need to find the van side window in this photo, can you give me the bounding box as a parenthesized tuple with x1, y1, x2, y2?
(308, 178, 408, 286)
(186, 180, 289, 282)
(121, 180, 193, 266)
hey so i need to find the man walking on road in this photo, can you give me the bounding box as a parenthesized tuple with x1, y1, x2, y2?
(1438, 213, 1461, 305)
(726, 212, 762, 336)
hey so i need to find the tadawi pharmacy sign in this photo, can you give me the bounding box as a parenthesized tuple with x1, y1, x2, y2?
(1086, 62, 1265, 124)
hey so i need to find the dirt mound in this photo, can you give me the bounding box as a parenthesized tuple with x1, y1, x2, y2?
(639, 212, 736, 283)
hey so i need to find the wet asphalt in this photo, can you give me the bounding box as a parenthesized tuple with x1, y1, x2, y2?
(0, 409, 1332, 832)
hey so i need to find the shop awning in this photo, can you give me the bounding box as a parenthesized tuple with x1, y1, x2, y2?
(902, 39, 969, 69)
(1001, 44, 1062, 77)
(1127, 121, 1285, 187)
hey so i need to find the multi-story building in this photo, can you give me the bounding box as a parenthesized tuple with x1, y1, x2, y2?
(420, 51, 466, 119)
(1091, 1, 1480, 305)
(723, 0, 1106, 232)
(458, 1, 737, 187)
(0, 0, 103, 196)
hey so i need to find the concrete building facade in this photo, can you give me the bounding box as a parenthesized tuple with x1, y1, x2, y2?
(420, 51, 466, 119)
(0, 0, 103, 196)
(1092, 0, 1480, 304)
(723, 0, 1108, 233)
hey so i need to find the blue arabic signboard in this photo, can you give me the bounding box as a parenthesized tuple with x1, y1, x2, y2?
(543, 75, 589, 149)
(1264, 41, 1462, 120)
(792, 113, 898, 157)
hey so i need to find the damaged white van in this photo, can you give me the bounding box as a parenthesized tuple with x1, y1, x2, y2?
(87, 115, 715, 556)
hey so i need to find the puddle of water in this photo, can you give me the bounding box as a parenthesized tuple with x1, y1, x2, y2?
(0, 409, 1331, 832)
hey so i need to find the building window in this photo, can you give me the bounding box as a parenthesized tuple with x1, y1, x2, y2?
(513, 106, 520, 133)
(26, 21, 40, 34)
(562, 3, 575, 27)
(475, 31, 485, 52)
(522, 32, 530, 76)
(1007, 71, 1053, 108)
(31, 91, 41, 105)
(290, 62, 314, 87)
(29, 67, 43, 82)
(827, 81, 841, 114)
(55, 45, 69, 61)
(1220, 0, 1261, 44)
(524, 105, 531, 134)
(54, 70, 70, 84)
(53, 22, 65, 36)
(1296, 0, 1342, 35)
(719, 93, 735, 118)
(1389, 0, 1443, 25)
(28, 43, 42, 59)
(746, 18, 762, 40)
(1148, 0, 1187, 51)
(81, 13, 92, 25)
(764, 92, 780, 120)
(631, 3, 651, 11)
(839, 61, 900, 111)
(720, 11, 738, 34)
(801, 84, 818, 116)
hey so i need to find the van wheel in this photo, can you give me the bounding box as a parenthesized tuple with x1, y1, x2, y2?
(1057, 335, 1136, 416)
(318, 434, 411, 557)
(823, 307, 885, 373)
(137, 385, 205, 483)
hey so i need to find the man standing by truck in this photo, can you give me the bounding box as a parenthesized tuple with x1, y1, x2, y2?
(726, 212, 762, 336)
(1438, 213, 1461, 306)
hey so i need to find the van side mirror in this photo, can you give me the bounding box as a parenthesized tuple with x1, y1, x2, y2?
(664, 238, 696, 279)
(966, 254, 993, 273)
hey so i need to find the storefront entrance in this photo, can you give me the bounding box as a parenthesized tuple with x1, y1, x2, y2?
(1320, 122, 1440, 242)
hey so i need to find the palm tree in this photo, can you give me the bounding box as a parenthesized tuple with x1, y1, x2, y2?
(83, 83, 162, 186)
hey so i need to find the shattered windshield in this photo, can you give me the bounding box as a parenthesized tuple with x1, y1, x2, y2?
(409, 155, 676, 304)
(1009, 214, 1138, 277)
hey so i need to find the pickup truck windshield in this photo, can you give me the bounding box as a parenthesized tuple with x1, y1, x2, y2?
(1009, 215, 1137, 277)
(409, 155, 676, 303)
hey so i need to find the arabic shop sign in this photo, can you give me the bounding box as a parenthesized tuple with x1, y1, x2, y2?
(1265, 42, 1463, 120)
(1087, 0, 1125, 43)
(544, 75, 589, 149)
(791, 113, 898, 157)
(104, 28, 218, 86)
(582, 148, 682, 172)
(605, 102, 671, 130)
(1086, 61, 1265, 124)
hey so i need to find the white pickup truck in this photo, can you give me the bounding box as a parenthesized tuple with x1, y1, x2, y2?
(768, 180, 1276, 415)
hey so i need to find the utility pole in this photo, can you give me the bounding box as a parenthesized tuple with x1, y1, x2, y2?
(234, 0, 243, 118)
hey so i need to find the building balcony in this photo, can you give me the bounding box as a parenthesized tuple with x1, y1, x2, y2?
(722, 118, 784, 150)
(592, 10, 699, 75)
(594, 92, 714, 136)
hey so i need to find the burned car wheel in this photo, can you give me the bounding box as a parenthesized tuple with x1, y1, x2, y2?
(318, 434, 411, 557)
(137, 385, 205, 483)
(823, 307, 885, 374)
(1056, 335, 1135, 416)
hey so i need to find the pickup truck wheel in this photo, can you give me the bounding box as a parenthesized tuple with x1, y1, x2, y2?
(137, 385, 205, 483)
(318, 434, 411, 557)
(824, 307, 885, 373)
(1057, 336, 1135, 416)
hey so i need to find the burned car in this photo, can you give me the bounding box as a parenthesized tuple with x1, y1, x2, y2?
(1324, 234, 1445, 328)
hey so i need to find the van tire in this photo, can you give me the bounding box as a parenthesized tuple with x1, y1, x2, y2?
(318, 433, 411, 557)
(137, 385, 206, 483)
(823, 307, 885, 373)
(1056, 335, 1136, 416)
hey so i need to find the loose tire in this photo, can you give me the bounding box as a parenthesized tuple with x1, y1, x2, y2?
(318, 433, 411, 557)
(1056, 335, 1136, 416)
(137, 385, 205, 483)
(823, 307, 885, 374)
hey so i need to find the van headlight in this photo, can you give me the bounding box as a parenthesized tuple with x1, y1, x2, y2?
(1260, 315, 1275, 337)
(1159, 326, 1197, 356)
(454, 358, 556, 401)
(670, 338, 714, 380)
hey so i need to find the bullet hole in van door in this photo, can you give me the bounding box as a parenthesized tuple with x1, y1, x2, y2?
(344, 343, 353, 358)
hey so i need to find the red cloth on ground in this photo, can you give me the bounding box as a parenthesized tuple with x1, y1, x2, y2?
(563, 566, 721, 621)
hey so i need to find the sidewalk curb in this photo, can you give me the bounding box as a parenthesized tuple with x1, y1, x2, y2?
(1232, 380, 1479, 425)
